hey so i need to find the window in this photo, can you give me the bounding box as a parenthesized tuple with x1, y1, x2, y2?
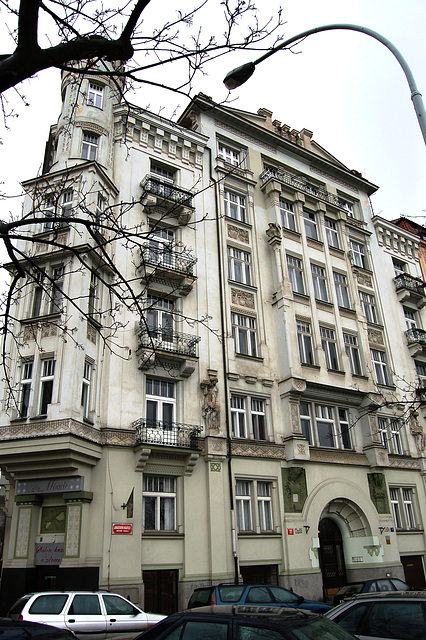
(39, 358, 55, 415)
(337, 197, 354, 216)
(297, 321, 314, 365)
(146, 378, 175, 427)
(96, 192, 106, 224)
(300, 403, 352, 449)
(390, 487, 417, 529)
(228, 247, 251, 285)
(334, 272, 351, 308)
(88, 272, 98, 317)
(344, 333, 362, 375)
(416, 362, 426, 386)
(393, 258, 406, 276)
(360, 291, 379, 324)
(68, 594, 101, 615)
(280, 199, 296, 232)
(60, 190, 73, 218)
(31, 286, 43, 317)
(143, 475, 176, 531)
(325, 218, 339, 248)
(49, 267, 64, 314)
(147, 296, 174, 344)
(303, 210, 318, 240)
(150, 162, 175, 182)
(43, 194, 56, 230)
(87, 83, 103, 108)
(320, 326, 339, 370)
(81, 361, 92, 419)
(224, 190, 246, 223)
(230, 396, 267, 440)
(404, 307, 417, 330)
(287, 256, 305, 294)
(82, 132, 99, 161)
(371, 349, 391, 386)
(218, 143, 240, 166)
(232, 313, 257, 357)
(378, 416, 402, 454)
(311, 265, 328, 301)
(235, 479, 274, 532)
(148, 226, 175, 267)
(349, 239, 367, 269)
(43, 192, 72, 230)
(19, 360, 33, 418)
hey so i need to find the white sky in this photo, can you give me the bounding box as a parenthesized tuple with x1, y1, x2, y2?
(0, 0, 425, 231)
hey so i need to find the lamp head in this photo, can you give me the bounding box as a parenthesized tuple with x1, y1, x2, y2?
(223, 61, 256, 90)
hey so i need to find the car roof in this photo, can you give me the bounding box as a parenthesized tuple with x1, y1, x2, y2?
(337, 590, 426, 602)
(0, 618, 76, 636)
(22, 591, 112, 596)
(181, 605, 315, 620)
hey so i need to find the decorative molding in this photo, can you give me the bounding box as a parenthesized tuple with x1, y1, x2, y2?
(231, 288, 255, 309)
(227, 224, 249, 244)
(231, 441, 285, 459)
(367, 328, 384, 346)
(65, 504, 81, 558)
(214, 120, 276, 153)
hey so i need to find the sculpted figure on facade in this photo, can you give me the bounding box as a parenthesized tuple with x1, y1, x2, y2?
(410, 412, 426, 454)
(201, 377, 220, 433)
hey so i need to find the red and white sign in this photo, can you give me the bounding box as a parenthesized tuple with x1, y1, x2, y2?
(112, 523, 133, 535)
(287, 528, 295, 535)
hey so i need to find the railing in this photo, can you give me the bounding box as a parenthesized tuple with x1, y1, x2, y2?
(260, 167, 353, 212)
(141, 245, 197, 276)
(133, 419, 202, 449)
(137, 327, 200, 356)
(141, 175, 195, 207)
(406, 327, 426, 345)
(394, 273, 426, 296)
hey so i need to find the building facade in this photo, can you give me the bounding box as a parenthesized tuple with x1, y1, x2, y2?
(0, 71, 425, 614)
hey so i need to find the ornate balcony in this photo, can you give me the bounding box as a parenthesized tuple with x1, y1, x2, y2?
(394, 273, 426, 309)
(140, 176, 195, 224)
(135, 326, 200, 377)
(406, 327, 426, 357)
(138, 245, 197, 296)
(133, 419, 202, 450)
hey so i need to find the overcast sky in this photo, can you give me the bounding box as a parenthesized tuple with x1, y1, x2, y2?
(0, 0, 424, 232)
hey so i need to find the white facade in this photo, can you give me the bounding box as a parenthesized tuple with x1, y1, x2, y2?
(0, 73, 425, 614)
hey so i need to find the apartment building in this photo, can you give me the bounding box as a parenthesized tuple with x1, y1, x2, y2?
(0, 70, 425, 614)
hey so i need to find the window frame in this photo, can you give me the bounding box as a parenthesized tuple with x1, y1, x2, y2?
(378, 416, 403, 454)
(325, 218, 339, 248)
(230, 395, 267, 440)
(145, 378, 176, 427)
(228, 246, 252, 285)
(19, 360, 33, 418)
(143, 475, 176, 532)
(311, 264, 329, 301)
(235, 479, 275, 533)
(82, 131, 99, 161)
(360, 291, 379, 324)
(334, 272, 351, 308)
(280, 199, 296, 232)
(39, 358, 55, 416)
(371, 349, 391, 386)
(217, 142, 240, 166)
(320, 326, 340, 370)
(287, 255, 305, 295)
(389, 486, 419, 530)
(303, 210, 319, 240)
(232, 313, 257, 357)
(344, 333, 362, 375)
(81, 360, 93, 420)
(297, 320, 314, 365)
(350, 239, 367, 269)
(300, 402, 352, 449)
(87, 83, 103, 109)
(224, 190, 247, 223)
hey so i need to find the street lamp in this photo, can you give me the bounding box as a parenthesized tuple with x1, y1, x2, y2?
(224, 24, 426, 145)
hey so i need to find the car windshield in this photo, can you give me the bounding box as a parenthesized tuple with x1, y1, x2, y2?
(291, 616, 359, 640)
(218, 586, 246, 603)
(336, 584, 364, 597)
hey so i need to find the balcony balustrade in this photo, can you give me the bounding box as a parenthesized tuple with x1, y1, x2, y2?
(406, 327, 426, 357)
(395, 273, 426, 309)
(140, 176, 195, 223)
(133, 418, 202, 449)
(141, 245, 197, 276)
(138, 245, 197, 296)
(135, 326, 200, 376)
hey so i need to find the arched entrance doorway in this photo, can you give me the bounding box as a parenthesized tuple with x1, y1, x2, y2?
(318, 518, 347, 599)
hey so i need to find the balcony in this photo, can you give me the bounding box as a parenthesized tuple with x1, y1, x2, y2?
(138, 245, 197, 296)
(133, 419, 202, 450)
(394, 273, 426, 308)
(135, 326, 200, 377)
(140, 176, 195, 224)
(260, 167, 354, 213)
(406, 327, 426, 357)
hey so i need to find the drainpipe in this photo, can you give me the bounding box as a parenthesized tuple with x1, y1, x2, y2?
(207, 146, 239, 584)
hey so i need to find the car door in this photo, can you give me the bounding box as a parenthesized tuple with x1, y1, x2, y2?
(64, 594, 107, 635)
(24, 593, 70, 629)
(357, 600, 426, 640)
(101, 593, 149, 634)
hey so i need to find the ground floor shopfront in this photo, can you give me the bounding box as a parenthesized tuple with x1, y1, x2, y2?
(0, 431, 425, 614)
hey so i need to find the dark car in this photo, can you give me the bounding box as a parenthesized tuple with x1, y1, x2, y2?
(333, 577, 411, 605)
(326, 590, 426, 640)
(187, 584, 332, 613)
(0, 618, 77, 638)
(132, 605, 357, 640)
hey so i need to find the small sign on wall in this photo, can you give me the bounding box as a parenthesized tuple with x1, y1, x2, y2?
(287, 528, 295, 535)
(34, 542, 64, 566)
(112, 523, 133, 535)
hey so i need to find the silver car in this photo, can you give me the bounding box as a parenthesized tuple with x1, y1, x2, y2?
(326, 590, 426, 640)
(8, 591, 165, 639)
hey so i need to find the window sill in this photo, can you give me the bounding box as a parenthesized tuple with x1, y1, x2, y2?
(30, 414, 47, 420)
(395, 528, 424, 534)
(21, 313, 61, 324)
(235, 353, 263, 363)
(225, 215, 252, 229)
(326, 368, 346, 375)
(306, 237, 324, 249)
(142, 531, 184, 538)
(282, 228, 301, 240)
(301, 363, 320, 370)
(229, 280, 257, 291)
(237, 531, 281, 538)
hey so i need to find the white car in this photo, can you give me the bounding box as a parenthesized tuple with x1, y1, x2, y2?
(8, 591, 165, 639)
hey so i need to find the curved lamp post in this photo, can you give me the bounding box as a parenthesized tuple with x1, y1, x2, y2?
(224, 24, 426, 145)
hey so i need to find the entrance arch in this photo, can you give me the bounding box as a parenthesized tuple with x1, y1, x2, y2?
(318, 499, 371, 599)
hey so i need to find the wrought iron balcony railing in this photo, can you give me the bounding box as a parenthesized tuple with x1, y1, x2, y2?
(141, 175, 195, 208)
(141, 245, 197, 276)
(137, 327, 200, 356)
(394, 273, 426, 296)
(406, 327, 426, 346)
(133, 418, 202, 449)
(260, 167, 353, 212)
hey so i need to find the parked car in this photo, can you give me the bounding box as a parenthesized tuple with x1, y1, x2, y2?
(333, 577, 412, 605)
(326, 590, 426, 640)
(0, 618, 77, 638)
(7, 591, 165, 639)
(132, 604, 357, 640)
(187, 584, 332, 613)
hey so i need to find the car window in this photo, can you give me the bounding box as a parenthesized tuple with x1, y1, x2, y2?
(390, 579, 410, 591)
(269, 586, 300, 605)
(334, 603, 369, 634)
(102, 594, 137, 615)
(218, 586, 246, 603)
(376, 580, 395, 592)
(336, 583, 364, 597)
(188, 589, 214, 607)
(68, 595, 101, 615)
(291, 617, 358, 640)
(28, 594, 69, 614)
(238, 624, 286, 640)
(168, 621, 228, 640)
(364, 602, 426, 639)
(245, 587, 274, 604)
(8, 596, 32, 616)
(368, 582, 377, 592)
